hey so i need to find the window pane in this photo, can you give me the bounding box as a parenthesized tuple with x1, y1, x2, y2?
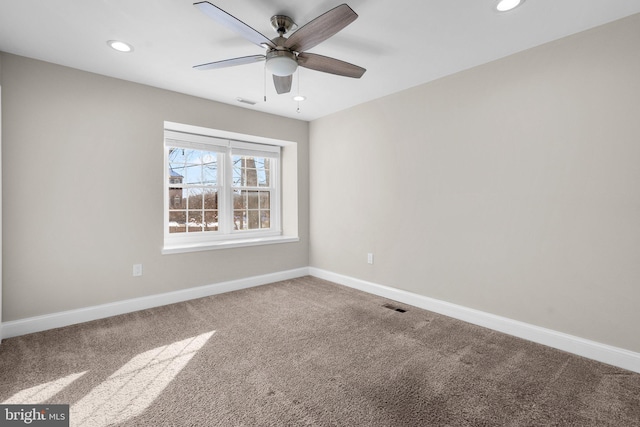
(257, 158, 270, 187)
(168, 148, 188, 182)
(202, 155, 218, 185)
(169, 148, 218, 186)
(188, 188, 203, 209)
(169, 211, 186, 234)
(259, 191, 270, 209)
(204, 211, 218, 231)
(248, 211, 259, 229)
(203, 189, 218, 210)
(232, 165, 243, 186)
(233, 190, 246, 210)
(169, 171, 184, 186)
(233, 211, 246, 230)
(184, 164, 202, 185)
(188, 212, 203, 232)
(169, 189, 185, 210)
(232, 156, 270, 187)
(248, 191, 259, 209)
(261, 211, 270, 229)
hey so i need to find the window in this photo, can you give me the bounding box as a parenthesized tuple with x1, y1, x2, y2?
(164, 126, 286, 253)
(231, 155, 273, 231)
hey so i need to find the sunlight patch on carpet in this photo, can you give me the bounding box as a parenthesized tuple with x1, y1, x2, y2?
(70, 331, 215, 427)
(2, 371, 88, 404)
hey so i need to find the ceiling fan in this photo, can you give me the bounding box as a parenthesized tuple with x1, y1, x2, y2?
(193, 2, 366, 95)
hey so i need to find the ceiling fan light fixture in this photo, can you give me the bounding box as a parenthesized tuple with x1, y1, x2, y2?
(293, 95, 306, 102)
(495, 0, 524, 12)
(266, 50, 298, 76)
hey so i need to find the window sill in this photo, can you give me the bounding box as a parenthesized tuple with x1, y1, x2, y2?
(162, 235, 300, 255)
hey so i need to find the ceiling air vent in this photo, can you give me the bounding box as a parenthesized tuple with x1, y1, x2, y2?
(236, 97, 257, 105)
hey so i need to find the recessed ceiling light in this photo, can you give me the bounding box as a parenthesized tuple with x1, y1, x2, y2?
(293, 95, 306, 102)
(107, 40, 133, 52)
(495, 0, 524, 12)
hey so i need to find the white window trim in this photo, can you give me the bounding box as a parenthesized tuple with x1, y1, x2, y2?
(162, 235, 300, 255)
(162, 122, 298, 254)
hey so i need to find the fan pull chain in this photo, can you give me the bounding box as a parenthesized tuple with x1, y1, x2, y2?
(263, 61, 267, 103)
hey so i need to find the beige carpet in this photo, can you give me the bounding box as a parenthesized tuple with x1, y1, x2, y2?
(1, 276, 639, 426)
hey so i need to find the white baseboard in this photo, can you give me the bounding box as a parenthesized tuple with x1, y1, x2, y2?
(3, 266, 639, 374)
(1, 267, 309, 340)
(308, 267, 640, 374)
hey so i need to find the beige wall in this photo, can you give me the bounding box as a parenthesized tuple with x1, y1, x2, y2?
(1, 53, 309, 321)
(310, 14, 640, 352)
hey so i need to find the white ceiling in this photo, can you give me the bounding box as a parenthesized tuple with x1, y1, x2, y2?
(1, 1, 640, 121)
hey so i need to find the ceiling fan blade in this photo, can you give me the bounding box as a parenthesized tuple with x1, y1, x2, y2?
(284, 4, 357, 52)
(298, 53, 366, 78)
(273, 75, 293, 94)
(194, 2, 275, 49)
(193, 55, 265, 70)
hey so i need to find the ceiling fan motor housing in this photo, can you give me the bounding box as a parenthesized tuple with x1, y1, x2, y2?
(270, 15, 296, 35)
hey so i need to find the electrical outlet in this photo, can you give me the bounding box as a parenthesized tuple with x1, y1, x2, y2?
(133, 264, 143, 277)
(367, 253, 374, 264)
